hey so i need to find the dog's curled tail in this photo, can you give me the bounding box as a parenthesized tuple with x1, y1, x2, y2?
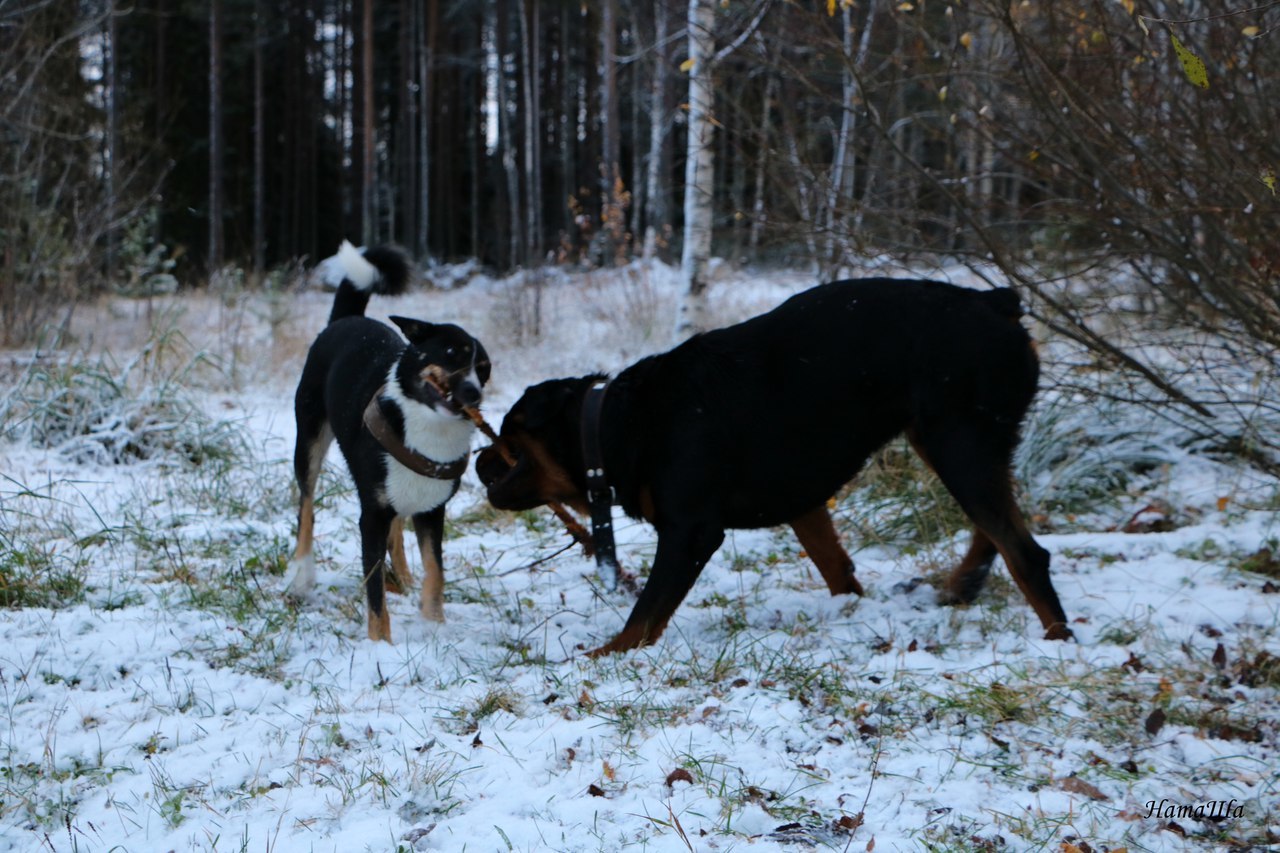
(321, 240, 413, 324)
(978, 287, 1025, 320)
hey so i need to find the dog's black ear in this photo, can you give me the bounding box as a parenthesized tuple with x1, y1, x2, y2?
(519, 380, 581, 430)
(389, 316, 437, 343)
(474, 338, 492, 386)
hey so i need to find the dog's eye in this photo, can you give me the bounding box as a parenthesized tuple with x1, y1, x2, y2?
(446, 346, 457, 358)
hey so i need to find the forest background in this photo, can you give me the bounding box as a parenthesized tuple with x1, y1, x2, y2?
(2, 0, 1279, 468)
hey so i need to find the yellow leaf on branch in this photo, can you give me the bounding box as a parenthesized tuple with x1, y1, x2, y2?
(1170, 33, 1209, 89)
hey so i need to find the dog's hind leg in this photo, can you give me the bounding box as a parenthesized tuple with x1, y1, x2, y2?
(385, 517, 413, 595)
(590, 522, 724, 656)
(937, 529, 998, 605)
(360, 508, 395, 642)
(788, 505, 863, 596)
(412, 507, 447, 623)
(285, 422, 333, 601)
(911, 425, 1071, 640)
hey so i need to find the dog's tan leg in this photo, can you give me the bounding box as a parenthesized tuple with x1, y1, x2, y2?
(286, 423, 332, 601)
(413, 508, 447, 623)
(367, 599, 393, 642)
(789, 505, 863, 596)
(385, 517, 413, 595)
(418, 543, 445, 623)
(284, 496, 318, 600)
(939, 529, 998, 605)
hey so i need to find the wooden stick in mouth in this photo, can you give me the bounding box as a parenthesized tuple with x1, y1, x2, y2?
(462, 405, 597, 558)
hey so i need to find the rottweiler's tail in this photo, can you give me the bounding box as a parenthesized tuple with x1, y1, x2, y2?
(978, 287, 1025, 319)
(318, 240, 412, 325)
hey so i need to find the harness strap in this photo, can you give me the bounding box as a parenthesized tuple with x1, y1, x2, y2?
(580, 379, 620, 590)
(363, 386, 469, 480)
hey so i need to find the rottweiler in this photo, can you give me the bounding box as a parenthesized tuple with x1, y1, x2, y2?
(476, 278, 1070, 654)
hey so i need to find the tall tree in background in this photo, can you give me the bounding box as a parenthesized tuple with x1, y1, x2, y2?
(207, 0, 224, 274)
(677, 0, 769, 337)
(676, 0, 715, 338)
(359, 0, 375, 244)
(251, 0, 264, 281)
(599, 0, 622, 263)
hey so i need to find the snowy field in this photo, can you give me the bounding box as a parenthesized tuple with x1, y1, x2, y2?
(2, 259, 1278, 852)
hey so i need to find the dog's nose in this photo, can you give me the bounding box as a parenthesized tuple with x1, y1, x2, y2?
(454, 381, 482, 408)
(475, 446, 507, 486)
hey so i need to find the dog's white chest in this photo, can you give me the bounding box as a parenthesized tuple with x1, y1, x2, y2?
(382, 457, 462, 515)
(379, 380, 474, 515)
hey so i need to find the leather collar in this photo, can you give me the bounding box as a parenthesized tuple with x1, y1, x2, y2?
(580, 378, 620, 589)
(363, 386, 469, 480)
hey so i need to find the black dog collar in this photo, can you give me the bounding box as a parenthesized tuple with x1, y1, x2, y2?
(363, 387, 468, 480)
(580, 379, 620, 590)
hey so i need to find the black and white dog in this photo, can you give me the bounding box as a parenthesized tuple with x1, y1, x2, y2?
(285, 241, 490, 641)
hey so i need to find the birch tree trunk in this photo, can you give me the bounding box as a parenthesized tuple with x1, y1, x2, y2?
(676, 0, 715, 339)
(642, 0, 671, 259)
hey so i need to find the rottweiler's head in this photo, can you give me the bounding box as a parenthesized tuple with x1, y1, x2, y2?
(476, 377, 597, 514)
(389, 317, 491, 418)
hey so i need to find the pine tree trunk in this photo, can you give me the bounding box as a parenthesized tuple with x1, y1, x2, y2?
(360, 0, 375, 244)
(520, 0, 542, 264)
(252, 0, 264, 281)
(398, 0, 417, 255)
(600, 0, 620, 265)
(418, 0, 437, 258)
(208, 0, 224, 274)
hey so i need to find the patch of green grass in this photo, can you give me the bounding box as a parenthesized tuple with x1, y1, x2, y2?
(0, 535, 89, 608)
(837, 441, 972, 551)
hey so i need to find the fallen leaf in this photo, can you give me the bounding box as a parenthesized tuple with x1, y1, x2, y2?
(665, 768, 694, 786)
(1059, 775, 1108, 801)
(1145, 707, 1166, 736)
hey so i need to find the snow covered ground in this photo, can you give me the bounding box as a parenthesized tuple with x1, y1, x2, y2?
(1, 260, 1277, 852)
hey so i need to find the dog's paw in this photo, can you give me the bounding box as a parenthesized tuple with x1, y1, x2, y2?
(1044, 622, 1075, 641)
(419, 596, 446, 623)
(282, 556, 317, 603)
(893, 577, 926, 595)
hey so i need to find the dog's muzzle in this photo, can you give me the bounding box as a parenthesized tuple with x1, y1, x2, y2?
(475, 444, 516, 489)
(421, 366, 481, 416)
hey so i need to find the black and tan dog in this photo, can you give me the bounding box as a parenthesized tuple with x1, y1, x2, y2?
(476, 278, 1070, 655)
(285, 241, 490, 641)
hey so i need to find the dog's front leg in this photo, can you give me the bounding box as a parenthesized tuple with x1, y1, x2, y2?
(412, 507, 447, 623)
(589, 523, 724, 656)
(361, 510, 394, 642)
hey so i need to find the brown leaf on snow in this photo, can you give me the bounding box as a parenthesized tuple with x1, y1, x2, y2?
(665, 768, 694, 787)
(586, 784, 607, 798)
(1145, 707, 1166, 736)
(1058, 775, 1108, 801)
